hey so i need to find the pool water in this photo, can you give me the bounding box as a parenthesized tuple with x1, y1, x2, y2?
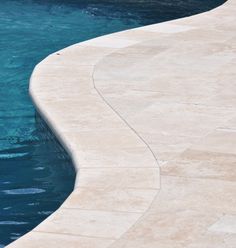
(0, 0, 225, 246)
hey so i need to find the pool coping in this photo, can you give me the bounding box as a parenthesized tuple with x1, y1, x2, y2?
(7, 0, 236, 247)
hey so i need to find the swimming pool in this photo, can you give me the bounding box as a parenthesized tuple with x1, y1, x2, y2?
(0, 0, 226, 246)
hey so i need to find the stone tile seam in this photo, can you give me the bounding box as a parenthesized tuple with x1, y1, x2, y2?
(107, 189, 162, 248)
(32, 230, 116, 241)
(160, 174, 236, 183)
(74, 186, 160, 191)
(61, 207, 148, 214)
(90, 64, 166, 247)
(91, 67, 160, 168)
(91, 62, 162, 227)
(79, 166, 159, 169)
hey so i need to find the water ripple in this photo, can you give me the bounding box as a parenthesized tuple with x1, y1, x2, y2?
(2, 188, 46, 195)
(0, 222, 27, 225)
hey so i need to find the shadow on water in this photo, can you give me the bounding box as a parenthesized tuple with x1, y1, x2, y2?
(0, 0, 226, 246)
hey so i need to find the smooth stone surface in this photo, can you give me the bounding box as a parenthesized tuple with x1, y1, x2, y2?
(62, 188, 158, 213)
(34, 208, 141, 239)
(209, 215, 236, 234)
(8, 232, 114, 248)
(77, 167, 160, 189)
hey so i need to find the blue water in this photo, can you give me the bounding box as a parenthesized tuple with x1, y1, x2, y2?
(0, 0, 225, 246)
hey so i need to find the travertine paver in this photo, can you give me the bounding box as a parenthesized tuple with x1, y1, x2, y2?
(7, 0, 236, 247)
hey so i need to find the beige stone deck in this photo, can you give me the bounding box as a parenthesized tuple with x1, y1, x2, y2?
(7, 0, 236, 247)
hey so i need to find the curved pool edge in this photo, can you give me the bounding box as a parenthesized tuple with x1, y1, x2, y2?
(7, 0, 236, 247)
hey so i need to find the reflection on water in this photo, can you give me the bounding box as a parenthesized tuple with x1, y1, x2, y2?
(0, 0, 226, 246)
(2, 188, 46, 195)
(0, 114, 75, 246)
